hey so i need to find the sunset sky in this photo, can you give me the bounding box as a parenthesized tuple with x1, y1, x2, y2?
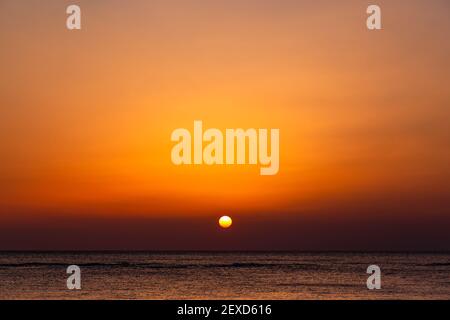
(0, 0, 449, 250)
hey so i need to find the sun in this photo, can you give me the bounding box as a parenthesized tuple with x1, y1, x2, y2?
(219, 216, 232, 229)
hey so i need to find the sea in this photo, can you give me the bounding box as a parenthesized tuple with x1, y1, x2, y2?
(0, 252, 449, 299)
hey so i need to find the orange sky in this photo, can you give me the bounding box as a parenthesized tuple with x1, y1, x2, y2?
(0, 1, 449, 249)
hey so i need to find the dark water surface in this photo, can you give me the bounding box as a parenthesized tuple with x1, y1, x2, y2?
(0, 252, 449, 299)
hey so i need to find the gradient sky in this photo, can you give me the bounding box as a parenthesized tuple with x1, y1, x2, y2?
(0, 0, 449, 250)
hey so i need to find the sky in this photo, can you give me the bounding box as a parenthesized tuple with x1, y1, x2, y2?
(0, 0, 449, 250)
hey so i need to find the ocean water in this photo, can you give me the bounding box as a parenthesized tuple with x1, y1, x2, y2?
(0, 252, 449, 299)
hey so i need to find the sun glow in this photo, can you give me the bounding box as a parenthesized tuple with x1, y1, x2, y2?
(219, 216, 232, 229)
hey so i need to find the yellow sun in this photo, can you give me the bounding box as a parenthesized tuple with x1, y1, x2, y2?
(219, 216, 232, 229)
